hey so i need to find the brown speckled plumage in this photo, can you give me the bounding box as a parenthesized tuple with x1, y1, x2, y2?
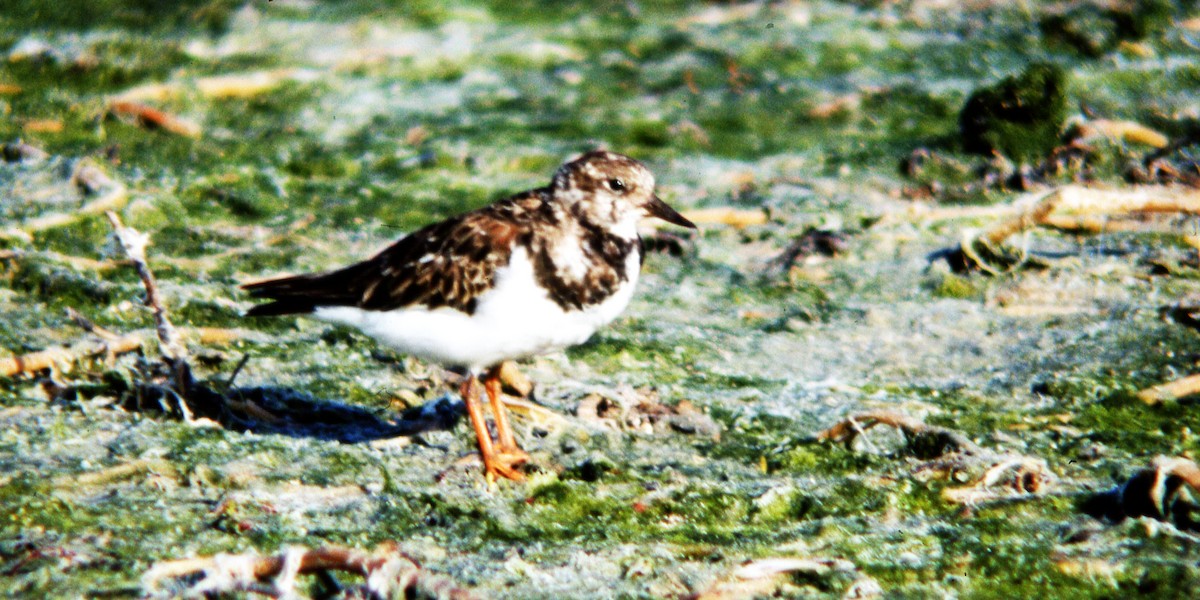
(243, 151, 689, 317)
(241, 150, 695, 483)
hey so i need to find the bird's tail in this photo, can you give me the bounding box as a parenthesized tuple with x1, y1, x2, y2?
(242, 274, 331, 316)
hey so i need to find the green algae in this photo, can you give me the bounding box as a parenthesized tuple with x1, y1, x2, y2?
(3, 1, 1200, 598)
(928, 272, 983, 300)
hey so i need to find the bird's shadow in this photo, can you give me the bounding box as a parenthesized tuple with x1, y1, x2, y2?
(163, 383, 463, 443)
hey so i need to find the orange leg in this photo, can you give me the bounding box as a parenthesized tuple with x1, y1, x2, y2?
(460, 374, 524, 482)
(484, 365, 530, 469)
(484, 365, 517, 449)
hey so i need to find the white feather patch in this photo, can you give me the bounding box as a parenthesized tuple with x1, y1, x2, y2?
(313, 246, 639, 371)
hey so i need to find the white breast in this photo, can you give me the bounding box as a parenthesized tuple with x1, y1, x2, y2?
(312, 246, 640, 371)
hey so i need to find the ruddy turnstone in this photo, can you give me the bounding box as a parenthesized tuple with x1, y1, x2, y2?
(242, 150, 695, 482)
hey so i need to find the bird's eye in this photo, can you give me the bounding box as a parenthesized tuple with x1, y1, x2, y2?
(607, 179, 626, 192)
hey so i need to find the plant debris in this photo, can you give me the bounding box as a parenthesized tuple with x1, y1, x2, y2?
(1128, 133, 1200, 187)
(1137, 373, 1200, 405)
(818, 410, 980, 457)
(112, 69, 315, 103)
(8, 215, 439, 442)
(142, 542, 479, 599)
(576, 387, 721, 439)
(1082, 456, 1200, 531)
(690, 556, 878, 600)
(943, 185, 1200, 274)
(680, 206, 769, 229)
(818, 410, 1054, 506)
(768, 227, 849, 273)
(107, 101, 201, 138)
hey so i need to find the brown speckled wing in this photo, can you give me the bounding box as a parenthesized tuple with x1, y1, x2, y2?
(243, 191, 548, 316)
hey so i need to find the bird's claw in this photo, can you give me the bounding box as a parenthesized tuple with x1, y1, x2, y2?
(484, 445, 529, 482)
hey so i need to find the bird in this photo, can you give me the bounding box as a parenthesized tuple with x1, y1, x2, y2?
(241, 150, 696, 482)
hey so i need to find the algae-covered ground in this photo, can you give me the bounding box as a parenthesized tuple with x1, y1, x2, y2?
(4, 1, 1200, 597)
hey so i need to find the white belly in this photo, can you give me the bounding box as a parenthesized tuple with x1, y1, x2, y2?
(312, 247, 639, 371)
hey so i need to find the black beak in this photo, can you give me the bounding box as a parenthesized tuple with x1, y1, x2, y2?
(645, 194, 696, 229)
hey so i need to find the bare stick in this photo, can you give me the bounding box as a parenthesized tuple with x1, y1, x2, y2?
(65, 307, 122, 341)
(0, 248, 121, 272)
(1, 326, 249, 379)
(105, 211, 191, 392)
(107, 101, 202, 138)
(957, 185, 1200, 272)
(817, 410, 978, 454)
(223, 353, 251, 390)
(1138, 373, 1200, 405)
(105, 212, 185, 360)
(0, 335, 143, 378)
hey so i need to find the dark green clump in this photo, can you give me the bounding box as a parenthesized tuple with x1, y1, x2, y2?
(1041, 0, 1177, 57)
(0, 0, 240, 34)
(958, 63, 1068, 163)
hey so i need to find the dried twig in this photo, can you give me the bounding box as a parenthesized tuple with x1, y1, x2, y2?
(1074, 118, 1169, 149)
(818, 411, 1054, 507)
(503, 395, 570, 426)
(1039, 214, 1183, 234)
(107, 101, 201, 138)
(142, 543, 479, 599)
(1138, 373, 1200, 405)
(105, 211, 191, 393)
(65, 307, 121, 341)
(498, 360, 532, 397)
(680, 206, 768, 229)
(817, 410, 979, 455)
(54, 457, 177, 489)
(0, 334, 143, 378)
(112, 68, 313, 103)
(0, 326, 249, 379)
(223, 353, 251, 391)
(950, 185, 1200, 273)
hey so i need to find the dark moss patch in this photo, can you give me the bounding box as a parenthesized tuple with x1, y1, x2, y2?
(959, 63, 1068, 163)
(1041, 0, 1179, 58)
(0, 0, 235, 33)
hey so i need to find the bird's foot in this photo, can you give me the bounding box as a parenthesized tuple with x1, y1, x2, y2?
(483, 444, 529, 483)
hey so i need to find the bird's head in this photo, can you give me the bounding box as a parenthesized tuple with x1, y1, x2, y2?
(551, 150, 695, 234)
